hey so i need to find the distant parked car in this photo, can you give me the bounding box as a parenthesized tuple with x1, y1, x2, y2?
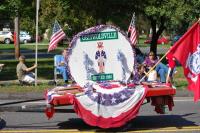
(144, 37, 169, 44)
(0, 31, 14, 44)
(19, 31, 32, 44)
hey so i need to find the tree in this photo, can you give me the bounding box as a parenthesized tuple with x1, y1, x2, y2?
(2, 0, 200, 56)
(141, 0, 200, 54)
(39, 0, 96, 39)
(6, 0, 22, 59)
(0, 0, 12, 26)
(20, 1, 36, 35)
(39, 0, 138, 38)
(0, 0, 36, 59)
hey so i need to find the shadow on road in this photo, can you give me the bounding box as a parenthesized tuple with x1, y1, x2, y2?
(0, 118, 6, 130)
(57, 114, 197, 132)
(58, 118, 100, 131)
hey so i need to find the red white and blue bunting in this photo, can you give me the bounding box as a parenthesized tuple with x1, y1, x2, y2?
(74, 82, 147, 128)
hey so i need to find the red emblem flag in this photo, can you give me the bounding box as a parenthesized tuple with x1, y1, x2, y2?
(166, 52, 176, 69)
(169, 21, 200, 102)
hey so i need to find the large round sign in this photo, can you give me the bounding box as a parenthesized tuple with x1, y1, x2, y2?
(68, 25, 135, 87)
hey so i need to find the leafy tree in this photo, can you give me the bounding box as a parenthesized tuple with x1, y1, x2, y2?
(0, 0, 36, 58)
(19, 1, 35, 35)
(74, 0, 136, 29)
(0, 0, 13, 29)
(39, 0, 95, 39)
(2, 0, 200, 55)
(141, 0, 200, 54)
(39, 0, 138, 39)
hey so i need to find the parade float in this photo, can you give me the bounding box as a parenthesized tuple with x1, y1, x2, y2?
(45, 25, 176, 128)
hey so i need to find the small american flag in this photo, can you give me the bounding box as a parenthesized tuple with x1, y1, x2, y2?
(128, 13, 137, 46)
(48, 20, 66, 52)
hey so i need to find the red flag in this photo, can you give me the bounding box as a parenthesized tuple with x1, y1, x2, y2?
(169, 21, 200, 102)
(128, 13, 137, 46)
(48, 20, 66, 52)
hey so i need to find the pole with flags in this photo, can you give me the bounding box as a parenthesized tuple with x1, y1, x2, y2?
(35, 0, 40, 86)
(168, 20, 200, 102)
(48, 20, 66, 52)
(128, 13, 137, 46)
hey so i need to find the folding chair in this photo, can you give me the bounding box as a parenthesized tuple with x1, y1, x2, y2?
(54, 55, 63, 85)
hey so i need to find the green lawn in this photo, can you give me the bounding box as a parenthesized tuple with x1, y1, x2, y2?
(137, 39, 172, 48)
(0, 58, 54, 80)
(173, 66, 188, 90)
(0, 84, 52, 93)
(0, 41, 68, 81)
(0, 40, 188, 93)
(0, 42, 67, 53)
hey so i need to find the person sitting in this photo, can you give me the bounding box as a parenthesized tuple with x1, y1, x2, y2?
(55, 49, 69, 83)
(143, 51, 168, 83)
(16, 55, 37, 84)
(147, 67, 157, 82)
(0, 64, 5, 72)
(135, 47, 145, 64)
(133, 63, 158, 83)
(133, 64, 147, 84)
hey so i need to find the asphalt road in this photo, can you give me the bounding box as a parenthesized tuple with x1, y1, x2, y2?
(0, 97, 200, 132)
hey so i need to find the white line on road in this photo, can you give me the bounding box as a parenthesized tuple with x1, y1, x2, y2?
(174, 97, 194, 102)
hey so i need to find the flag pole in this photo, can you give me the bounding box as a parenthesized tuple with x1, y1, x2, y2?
(129, 13, 135, 29)
(35, 0, 39, 86)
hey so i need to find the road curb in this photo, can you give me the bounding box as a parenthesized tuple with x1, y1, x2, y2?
(0, 92, 44, 100)
(0, 90, 194, 100)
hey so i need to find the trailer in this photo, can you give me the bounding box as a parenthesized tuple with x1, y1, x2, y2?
(45, 25, 176, 128)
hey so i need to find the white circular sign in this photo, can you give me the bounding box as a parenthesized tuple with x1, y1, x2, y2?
(68, 25, 135, 87)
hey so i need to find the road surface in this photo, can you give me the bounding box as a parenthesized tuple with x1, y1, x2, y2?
(0, 97, 200, 132)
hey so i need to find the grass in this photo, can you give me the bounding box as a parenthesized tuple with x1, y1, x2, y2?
(0, 41, 67, 93)
(0, 40, 69, 81)
(137, 35, 173, 48)
(0, 84, 52, 93)
(0, 40, 188, 93)
(0, 58, 54, 80)
(173, 80, 188, 90)
(173, 66, 188, 90)
(0, 65, 188, 93)
(0, 43, 67, 53)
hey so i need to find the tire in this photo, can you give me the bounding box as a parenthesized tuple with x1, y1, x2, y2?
(23, 39, 28, 44)
(4, 38, 11, 44)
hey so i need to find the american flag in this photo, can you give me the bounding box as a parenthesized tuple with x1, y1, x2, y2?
(48, 20, 66, 52)
(128, 13, 137, 46)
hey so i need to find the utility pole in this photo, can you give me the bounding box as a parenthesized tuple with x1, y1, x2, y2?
(35, 0, 40, 86)
(14, 11, 20, 59)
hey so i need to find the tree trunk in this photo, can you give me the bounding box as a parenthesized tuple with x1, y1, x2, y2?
(150, 18, 158, 54)
(14, 15, 20, 59)
(150, 16, 166, 55)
